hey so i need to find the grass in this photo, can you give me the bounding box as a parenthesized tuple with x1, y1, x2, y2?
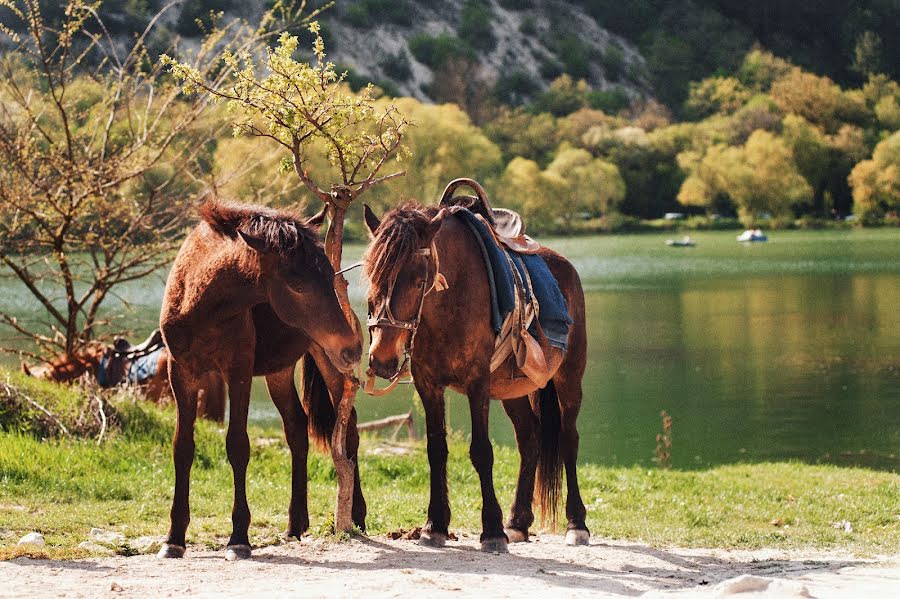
(1, 374, 898, 560)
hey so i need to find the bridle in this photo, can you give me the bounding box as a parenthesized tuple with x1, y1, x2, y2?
(363, 241, 447, 396)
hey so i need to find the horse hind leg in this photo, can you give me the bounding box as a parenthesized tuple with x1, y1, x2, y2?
(158, 359, 199, 559)
(501, 396, 539, 543)
(265, 364, 310, 540)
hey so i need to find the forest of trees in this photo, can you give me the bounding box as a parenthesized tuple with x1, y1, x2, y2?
(1, 0, 898, 243)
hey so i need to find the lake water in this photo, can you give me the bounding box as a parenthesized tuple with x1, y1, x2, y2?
(3, 229, 898, 469)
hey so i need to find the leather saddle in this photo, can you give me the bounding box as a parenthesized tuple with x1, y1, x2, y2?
(100, 329, 164, 388)
(439, 179, 541, 254)
(113, 329, 163, 359)
(438, 179, 550, 388)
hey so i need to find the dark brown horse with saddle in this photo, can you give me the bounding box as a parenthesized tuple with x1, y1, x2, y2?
(363, 179, 589, 552)
(157, 201, 363, 561)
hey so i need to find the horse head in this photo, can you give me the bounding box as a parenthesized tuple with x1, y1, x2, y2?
(202, 202, 361, 373)
(363, 202, 449, 380)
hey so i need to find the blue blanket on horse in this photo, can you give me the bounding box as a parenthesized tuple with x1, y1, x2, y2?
(128, 347, 163, 385)
(456, 210, 571, 349)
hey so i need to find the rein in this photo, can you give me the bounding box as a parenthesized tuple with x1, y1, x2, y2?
(363, 241, 448, 396)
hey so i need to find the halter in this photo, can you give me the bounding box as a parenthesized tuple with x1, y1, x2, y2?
(364, 241, 448, 396)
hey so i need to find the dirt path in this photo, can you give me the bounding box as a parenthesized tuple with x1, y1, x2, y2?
(2, 535, 897, 598)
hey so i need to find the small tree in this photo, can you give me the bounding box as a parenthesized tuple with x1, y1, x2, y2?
(164, 21, 409, 533)
(0, 0, 296, 361)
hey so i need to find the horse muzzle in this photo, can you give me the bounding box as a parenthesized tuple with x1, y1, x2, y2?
(366, 354, 401, 380)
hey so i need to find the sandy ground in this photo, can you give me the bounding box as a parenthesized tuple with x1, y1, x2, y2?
(1, 534, 898, 599)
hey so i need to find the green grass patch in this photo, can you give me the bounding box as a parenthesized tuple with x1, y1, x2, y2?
(0, 376, 897, 560)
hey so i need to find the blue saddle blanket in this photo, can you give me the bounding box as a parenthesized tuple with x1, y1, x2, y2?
(456, 210, 571, 349)
(128, 348, 163, 384)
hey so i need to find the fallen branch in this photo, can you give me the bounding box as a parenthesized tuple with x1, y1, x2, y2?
(1, 379, 71, 437)
(95, 396, 108, 446)
(358, 412, 416, 441)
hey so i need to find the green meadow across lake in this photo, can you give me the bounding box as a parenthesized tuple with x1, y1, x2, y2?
(2, 229, 898, 470)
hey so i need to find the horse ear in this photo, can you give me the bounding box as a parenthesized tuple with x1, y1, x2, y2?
(238, 229, 270, 253)
(363, 204, 381, 238)
(306, 206, 327, 231)
(422, 208, 449, 244)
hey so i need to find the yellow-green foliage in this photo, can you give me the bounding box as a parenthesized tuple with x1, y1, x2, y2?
(496, 145, 624, 229)
(848, 132, 900, 224)
(678, 131, 812, 225)
(163, 22, 408, 206)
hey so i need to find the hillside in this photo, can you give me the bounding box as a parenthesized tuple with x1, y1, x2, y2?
(15, 0, 894, 113)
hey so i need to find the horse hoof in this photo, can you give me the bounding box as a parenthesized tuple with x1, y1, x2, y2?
(481, 537, 509, 553)
(156, 543, 185, 559)
(282, 530, 303, 542)
(504, 528, 528, 543)
(565, 529, 590, 546)
(418, 531, 447, 548)
(225, 544, 252, 561)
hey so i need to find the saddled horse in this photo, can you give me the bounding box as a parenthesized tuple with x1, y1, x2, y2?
(362, 197, 588, 552)
(20, 335, 226, 422)
(157, 200, 364, 561)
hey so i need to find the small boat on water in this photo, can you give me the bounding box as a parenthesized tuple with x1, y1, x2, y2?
(666, 235, 696, 247)
(737, 229, 767, 242)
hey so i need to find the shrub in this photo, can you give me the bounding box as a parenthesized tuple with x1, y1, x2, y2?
(494, 71, 540, 105)
(600, 44, 625, 81)
(458, 0, 496, 52)
(344, 0, 413, 28)
(409, 33, 475, 70)
(587, 88, 630, 113)
(557, 35, 593, 80)
(380, 51, 413, 82)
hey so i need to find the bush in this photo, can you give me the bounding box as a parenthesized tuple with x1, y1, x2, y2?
(600, 44, 625, 81)
(557, 35, 593, 80)
(0, 371, 123, 440)
(587, 88, 630, 113)
(409, 34, 475, 70)
(344, 0, 413, 28)
(458, 0, 496, 52)
(494, 71, 540, 105)
(380, 51, 413, 82)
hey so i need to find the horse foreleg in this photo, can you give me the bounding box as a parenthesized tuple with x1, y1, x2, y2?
(468, 381, 508, 553)
(158, 360, 198, 559)
(416, 382, 450, 548)
(501, 396, 539, 543)
(225, 366, 253, 560)
(266, 364, 309, 540)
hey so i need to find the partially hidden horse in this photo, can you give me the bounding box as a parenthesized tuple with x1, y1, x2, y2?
(20, 340, 226, 421)
(362, 200, 589, 552)
(157, 201, 364, 561)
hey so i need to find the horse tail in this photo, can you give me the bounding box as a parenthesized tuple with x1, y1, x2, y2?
(301, 353, 335, 451)
(535, 379, 563, 529)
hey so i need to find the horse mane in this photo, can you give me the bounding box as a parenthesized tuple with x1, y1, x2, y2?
(199, 200, 332, 278)
(363, 200, 440, 299)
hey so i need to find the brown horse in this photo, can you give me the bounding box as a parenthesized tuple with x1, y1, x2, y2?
(20, 343, 227, 420)
(363, 201, 589, 552)
(157, 201, 364, 561)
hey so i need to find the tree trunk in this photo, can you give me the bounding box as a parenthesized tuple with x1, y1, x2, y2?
(322, 200, 361, 534)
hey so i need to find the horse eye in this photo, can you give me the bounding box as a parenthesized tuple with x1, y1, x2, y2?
(416, 281, 425, 289)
